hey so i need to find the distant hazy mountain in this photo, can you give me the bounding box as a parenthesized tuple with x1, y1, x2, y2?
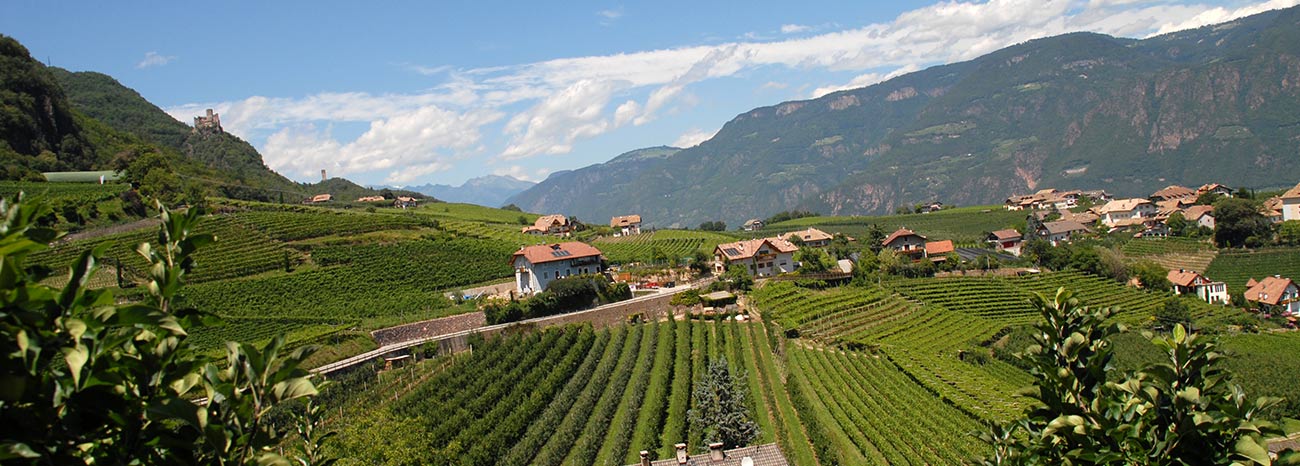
(405, 175, 536, 207)
(506, 6, 1300, 228)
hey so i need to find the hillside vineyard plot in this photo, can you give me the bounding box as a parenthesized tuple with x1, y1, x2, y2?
(329, 320, 817, 466)
(593, 230, 736, 264)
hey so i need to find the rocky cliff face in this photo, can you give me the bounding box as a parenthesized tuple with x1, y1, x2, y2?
(509, 6, 1300, 227)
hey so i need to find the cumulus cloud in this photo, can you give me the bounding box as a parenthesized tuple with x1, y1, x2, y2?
(136, 51, 176, 69)
(261, 105, 501, 184)
(672, 127, 718, 148)
(598, 7, 624, 25)
(500, 79, 619, 160)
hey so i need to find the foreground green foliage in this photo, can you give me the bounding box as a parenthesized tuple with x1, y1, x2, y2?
(0, 197, 327, 465)
(981, 288, 1298, 465)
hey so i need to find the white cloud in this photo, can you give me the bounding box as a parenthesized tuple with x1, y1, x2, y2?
(598, 7, 624, 25)
(493, 165, 551, 182)
(614, 100, 641, 127)
(672, 127, 718, 148)
(1151, 0, 1299, 35)
(261, 105, 501, 184)
(761, 81, 789, 90)
(780, 24, 810, 34)
(811, 63, 922, 98)
(500, 79, 619, 160)
(136, 51, 176, 69)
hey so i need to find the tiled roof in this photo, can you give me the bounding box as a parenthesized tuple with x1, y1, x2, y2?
(1040, 220, 1090, 235)
(925, 240, 954, 256)
(534, 214, 569, 229)
(1182, 205, 1214, 221)
(715, 238, 799, 260)
(511, 242, 603, 265)
(611, 215, 642, 227)
(1098, 198, 1151, 214)
(989, 229, 1021, 241)
(1167, 269, 1206, 287)
(882, 228, 925, 246)
(1151, 185, 1197, 200)
(779, 228, 833, 243)
(628, 444, 790, 466)
(1245, 276, 1297, 306)
(1282, 182, 1300, 200)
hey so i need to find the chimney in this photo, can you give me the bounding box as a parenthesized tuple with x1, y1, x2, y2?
(708, 443, 725, 461)
(675, 443, 688, 464)
(321, 169, 327, 182)
(640, 451, 651, 466)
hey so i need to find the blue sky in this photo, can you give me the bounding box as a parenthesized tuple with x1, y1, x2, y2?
(3, 0, 1295, 187)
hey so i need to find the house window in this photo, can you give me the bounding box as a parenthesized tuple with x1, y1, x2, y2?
(544, 272, 549, 279)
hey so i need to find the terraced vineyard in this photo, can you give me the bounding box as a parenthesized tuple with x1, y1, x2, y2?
(786, 345, 991, 465)
(235, 209, 428, 241)
(594, 229, 737, 263)
(181, 235, 515, 323)
(32, 214, 294, 285)
(437, 219, 550, 246)
(764, 205, 1022, 243)
(1206, 247, 1300, 294)
(1121, 237, 1219, 272)
(0, 180, 129, 204)
(411, 202, 541, 224)
(329, 320, 814, 466)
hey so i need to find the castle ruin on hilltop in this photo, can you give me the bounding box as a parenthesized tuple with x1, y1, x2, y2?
(193, 109, 223, 133)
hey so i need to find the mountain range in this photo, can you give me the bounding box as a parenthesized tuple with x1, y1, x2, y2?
(401, 175, 535, 207)
(507, 6, 1300, 228)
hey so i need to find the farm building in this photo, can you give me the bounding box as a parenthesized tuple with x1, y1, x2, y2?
(628, 443, 789, 466)
(779, 228, 833, 247)
(1036, 220, 1090, 246)
(742, 219, 765, 231)
(1244, 276, 1299, 314)
(1182, 205, 1215, 229)
(1282, 182, 1300, 222)
(610, 214, 643, 235)
(714, 237, 799, 277)
(987, 229, 1023, 256)
(305, 194, 332, 204)
(1167, 269, 1228, 304)
(523, 214, 573, 236)
(1098, 198, 1155, 226)
(1150, 185, 1197, 203)
(882, 228, 927, 259)
(1197, 183, 1233, 198)
(924, 240, 955, 262)
(356, 195, 385, 202)
(511, 242, 604, 294)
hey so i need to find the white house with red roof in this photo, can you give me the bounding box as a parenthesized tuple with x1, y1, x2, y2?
(987, 229, 1023, 256)
(1245, 275, 1299, 314)
(511, 242, 604, 294)
(779, 228, 834, 247)
(523, 214, 573, 236)
(1167, 269, 1228, 304)
(1282, 182, 1300, 222)
(881, 228, 928, 259)
(713, 237, 799, 277)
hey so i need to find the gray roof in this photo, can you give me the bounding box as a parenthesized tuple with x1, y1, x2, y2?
(1039, 220, 1089, 235)
(628, 444, 789, 466)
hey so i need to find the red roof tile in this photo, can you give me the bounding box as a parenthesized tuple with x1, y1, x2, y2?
(1245, 276, 1297, 306)
(511, 242, 603, 265)
(882, 228, 925, 246)
(925, 240, 954, 256)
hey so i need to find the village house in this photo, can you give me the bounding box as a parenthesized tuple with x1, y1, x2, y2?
(987, 229, 1023, 256)
(779, 227, 834, 247)
(1080, 190, 1113, 203)
(1282, 182, 1300, 222)
(742, 219, 765, 231)
(713, 237, 799, 277)
(304, 194, 331, 204)
(1036, 220, 1090, 246)
(626, 443, 789, 466)
(924, 240, 955, 262)
(510, 242, 604, 294)
(1262, 197, 1285, 224)
(1150, 185, 1197, 203)
(1244, 275, 1299, 314)
(1167, 269, 1229, 304)
(882, 228, 928, 259)
(1197, 183, 1233, 198)
(356, 195, 385, 202)
(610, 215, 643, 236)
(1098, 198, 1156, 226)
(925, 201, 944, 213)
(1182, 205, 1215, 229)
(523, 214, 572, 236)
(394, 196, 419, 209)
